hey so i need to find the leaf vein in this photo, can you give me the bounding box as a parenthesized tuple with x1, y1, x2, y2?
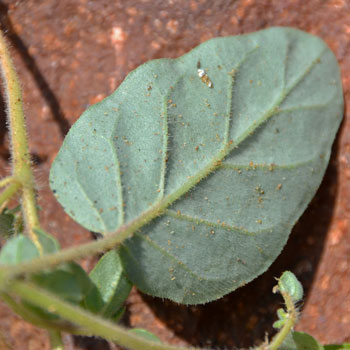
(283, 41, 292, 91)
(226, 47, 328, 156)
(134, 231, 212, 281)
(221, 158, 318, 170)
(74, 172, 108, 232)
(158, 96, 169, 199)
(284, 47, 328, 98)
(104, 136, 125, 225)
(165, 209, 255, 236)
(275, 99, 336, 114)
(223, 46, 260, 144)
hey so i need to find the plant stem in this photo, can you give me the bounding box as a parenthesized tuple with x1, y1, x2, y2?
(0, 30, 41, 252)
(48, 330, 64, 350)
(9, 280, 208, 350)
(268, 291, 298, 350)
(0, 176, 15, 188)
(0, 181, 21, 208)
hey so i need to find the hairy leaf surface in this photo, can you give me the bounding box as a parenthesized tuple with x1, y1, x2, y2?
(50, 27, 343, 304)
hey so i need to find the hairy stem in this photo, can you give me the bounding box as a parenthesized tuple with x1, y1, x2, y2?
(268, 291, 298, 350)
(9, 280, 208, 350)
(0, 176, 15, 188)
(0, 30, 41, 252)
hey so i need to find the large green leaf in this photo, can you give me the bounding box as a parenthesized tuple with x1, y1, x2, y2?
(49, 27, 343, 304)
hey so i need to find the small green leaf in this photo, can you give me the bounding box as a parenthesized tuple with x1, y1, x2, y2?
(84, 249, 132, 317)
(34, 228, 60, 254)
(0, 227, 59, 265)
(273, 307, 288, 329)
(128, 328, 162, 343)
(279, 332, 324, 350)
(0, 234, 39, 265)
(292, 332, 324, 350)
(278, 271, 303, 302)
(50, 27, 343, 304)
(23, 262, 94, 323)
(31, 262, 93, 304)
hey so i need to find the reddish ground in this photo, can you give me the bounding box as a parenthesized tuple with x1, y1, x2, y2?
(0, 1, 349, 349)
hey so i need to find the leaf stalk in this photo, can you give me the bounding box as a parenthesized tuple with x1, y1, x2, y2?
(268, 291, 298, 350)
(0, 30, 41, 252)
